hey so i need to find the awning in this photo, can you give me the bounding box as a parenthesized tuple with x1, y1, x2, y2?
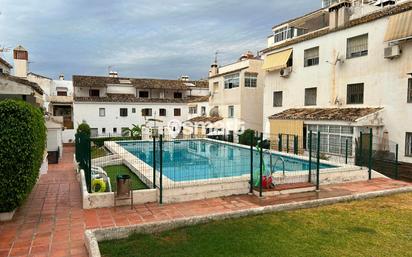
(384, 10, 412, 42)
(262, 49, 292, 71)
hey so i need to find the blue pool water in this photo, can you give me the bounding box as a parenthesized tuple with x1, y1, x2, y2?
(118, 140, 336, 182)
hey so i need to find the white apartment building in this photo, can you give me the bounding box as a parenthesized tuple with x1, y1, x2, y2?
(261, 0, 412, 162)
(207, 52, 264, 136)
(72, 74, 209, 138)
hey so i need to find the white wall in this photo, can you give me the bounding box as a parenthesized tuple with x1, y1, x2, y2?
(52, 80, 73, 96)
(262, 16, 412, 162)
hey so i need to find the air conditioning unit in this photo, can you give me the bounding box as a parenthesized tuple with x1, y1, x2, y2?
(384, 45, 401, 59)
(280, 67, 292, 77)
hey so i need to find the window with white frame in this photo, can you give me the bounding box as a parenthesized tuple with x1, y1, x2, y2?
(347, 34, 368, 58)
(224, 73, 240, 89)
(305, 87, 317, 106)
(307, 125, 354, 156)
(406, 132, 412, 156)
(273, 91, 283, 107)
(228, 106, 234, 118)
(189, 106, 197, 114)
(99, 108, 105, 117)
(304, 47, 319, 67)
(245, 73, 257, 87)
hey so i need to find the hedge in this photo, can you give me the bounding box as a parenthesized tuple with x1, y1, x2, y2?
(0, 100, 46, 212)
(91, 136, 141, 147)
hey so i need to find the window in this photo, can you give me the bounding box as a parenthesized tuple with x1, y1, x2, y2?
(245, 73, 257, 87)
(142, 108, 152, 117)
(102, 128, 106, 134)
(273, 27, 305, 43)
(99, 108, 105, 117)
(347, 83, 364, 104)
(304, 47, 319, 67)
(90, 128, 98, 137)
(305, 87, 317, 106)
(406, 133, 412, 156)
(89, 89, 100, 97)
(201, 106, 206, 116)
(174, 92, 183, 99)
(228, 106, 234, 118)
(159, 108, 166, 116)
(307, 125, 354, 156)
(120, 108, 128, 117)
(224, 73, 240, 89)
(408, 78, 412, 103)
(57, 91, 67, 96)
(139, 91, 149, 98)
(189, 106, 197, 114)
(132, 108, 136, 113)
(213, 82, 219, 93)
(113, 127, 117, 133)
(273, 91, 283, 107)
(174, 108, 181, 116)
(347, 34, 368, 58)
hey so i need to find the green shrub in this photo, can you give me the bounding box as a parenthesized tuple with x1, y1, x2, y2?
(0, 100, 46, 212)
(238, 129, 257, 146)
(77, 122, 91, 137)
(91, 136, 137, 147)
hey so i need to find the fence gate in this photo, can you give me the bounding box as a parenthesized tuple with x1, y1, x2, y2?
(75, 133, 92, 192)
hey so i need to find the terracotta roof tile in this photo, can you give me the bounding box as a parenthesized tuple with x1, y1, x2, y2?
(269, 107, 383, 122)
(187, 116, 223, 123)
(0, 73, 43, 95)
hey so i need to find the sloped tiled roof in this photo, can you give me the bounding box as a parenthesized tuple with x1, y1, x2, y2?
(187, 95, 210, 103)
(72, 75, 208, 90)
(269, 108, 383, 122)
(0, 73, 44, 95)
(187, 116, 223, 123)
(75, 95, 204, 104)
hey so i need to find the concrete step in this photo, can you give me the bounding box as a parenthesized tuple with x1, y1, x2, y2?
(253, 182, 316, 197)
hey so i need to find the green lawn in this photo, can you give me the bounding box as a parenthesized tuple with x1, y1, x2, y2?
(100, 193, 412, 257)
(103, 165, 148, 191)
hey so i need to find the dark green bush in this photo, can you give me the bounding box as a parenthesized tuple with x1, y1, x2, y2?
(77, 122, 91, 137)
(0, 100, 46, 212)
(238, 129, 257, 146)
(91, 136, 139, 147)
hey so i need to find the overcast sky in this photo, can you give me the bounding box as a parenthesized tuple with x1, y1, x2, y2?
(0, 0, 319, 80)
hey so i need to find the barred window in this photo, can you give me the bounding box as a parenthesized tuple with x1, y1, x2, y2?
(406, 133, 412, 156)
(245, 73, 257, 87)
(307, 125, 354, 156)
(273, 91, 283, 107)
(305, 87, 317, 106)
(304, 47, 319, 67)
(228, 106, 234, 118)
(174, 108, 181, 116)
(159, 108, 166, 116)
(189, 106, 197, 114)
(408, 78, 412, 103)
(119, 108, 128, 117)
(224, 73, 240, 89)
(347, 34, 368, 58)
(142, 108, 152, 117)
(347, 83, 364, 104)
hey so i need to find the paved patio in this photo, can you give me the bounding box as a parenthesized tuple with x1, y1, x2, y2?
(0, 146, 411, 257)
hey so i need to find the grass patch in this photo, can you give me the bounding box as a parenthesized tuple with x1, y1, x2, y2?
(100, 193, 412, 257)
(103, 165, 148, 191)
(91, 146, 107, 159)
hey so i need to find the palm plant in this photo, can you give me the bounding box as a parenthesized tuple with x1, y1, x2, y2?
(125, 124, 142, 139)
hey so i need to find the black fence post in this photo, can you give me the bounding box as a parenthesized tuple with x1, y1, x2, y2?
(368, 128, 373, 180)
(345, 139, 349, 164)
(395, 144, 399, 179)
(294, 135, 298, 155)
(308, 131, 312, 183)
(286, 134, 290, 153)
(359, 131, 363, 167)
(316, 131, 320, 191)
(159, 135, 163, 204)
(153, 136, 156, 189)
(278, 134, 282, 152)
(250, 131, 254, 194)
(259, 133, 263, 197)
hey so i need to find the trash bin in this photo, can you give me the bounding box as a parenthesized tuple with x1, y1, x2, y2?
(116, 174, 131, 196)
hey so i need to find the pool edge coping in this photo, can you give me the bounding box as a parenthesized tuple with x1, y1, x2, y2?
(84, 185, 412, 257)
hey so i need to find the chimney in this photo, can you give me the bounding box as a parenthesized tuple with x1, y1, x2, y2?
(239, 51, 255, 61)
(180, 75, 190, 81)
(59, 74, 65, 80)
(209, 63, 219, 77)
(109, 71, 118, 78)
(13, 45, 28, 78)
(329, 1, 352, 29)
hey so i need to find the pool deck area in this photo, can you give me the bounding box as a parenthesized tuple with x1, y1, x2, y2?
(0, 146, 411, 257)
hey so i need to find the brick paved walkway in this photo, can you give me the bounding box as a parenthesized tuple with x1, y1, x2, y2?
(0, 146, 410, 257)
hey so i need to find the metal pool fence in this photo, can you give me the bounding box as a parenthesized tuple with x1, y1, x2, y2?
(75, 127, 400, 203)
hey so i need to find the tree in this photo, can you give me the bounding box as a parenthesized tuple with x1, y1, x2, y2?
(125, 124, 142, 139)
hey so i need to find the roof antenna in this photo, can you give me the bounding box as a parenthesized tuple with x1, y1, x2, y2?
(0, 45, 11, 57)
(214, 50, 222, 64)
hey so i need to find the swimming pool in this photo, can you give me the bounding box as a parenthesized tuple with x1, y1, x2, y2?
(117, 139, 336, 182)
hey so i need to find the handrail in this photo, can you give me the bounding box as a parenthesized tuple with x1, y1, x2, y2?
(268, 151, 285, 176)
